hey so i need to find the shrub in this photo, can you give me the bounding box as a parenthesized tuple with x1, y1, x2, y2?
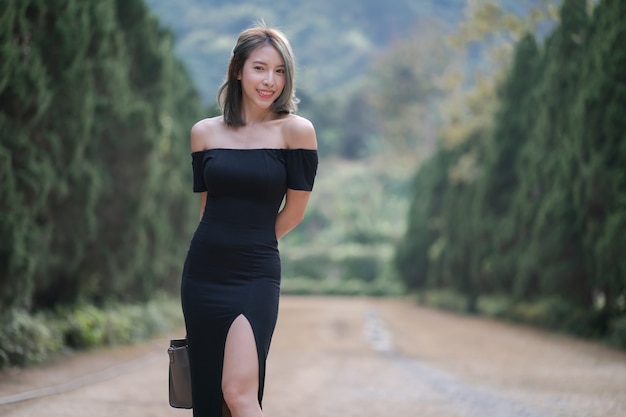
(64, 305, 107, 349)
(281, 253, 333, 280)
(0, 310, 64, 367)
(607, 316, 626, 349)
(0, 295, 184, 369)
(417, 289, 467, 313)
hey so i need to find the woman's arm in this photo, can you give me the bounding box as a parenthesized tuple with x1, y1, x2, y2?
(276, 115, 318, 239)
(198, 192, 207, 221)
(190, 119, 213, 222)
(275, 189, 311, 240)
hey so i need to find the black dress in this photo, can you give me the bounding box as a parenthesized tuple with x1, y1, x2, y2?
(181, 148, 318, 416)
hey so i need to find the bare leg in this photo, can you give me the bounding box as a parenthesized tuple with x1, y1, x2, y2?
(222, 315, 263, 417)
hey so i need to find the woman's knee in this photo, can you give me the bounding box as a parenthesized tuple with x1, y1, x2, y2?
(222, 379, 256, 410)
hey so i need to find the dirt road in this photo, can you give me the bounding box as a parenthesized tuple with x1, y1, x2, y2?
(1, 296, 625, 417)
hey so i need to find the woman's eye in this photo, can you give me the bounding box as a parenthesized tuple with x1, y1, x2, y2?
(277, 69, 285, 74)
(254, 66, 264, 71)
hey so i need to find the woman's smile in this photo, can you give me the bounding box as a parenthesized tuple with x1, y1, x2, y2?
(257, 89, 275, 99)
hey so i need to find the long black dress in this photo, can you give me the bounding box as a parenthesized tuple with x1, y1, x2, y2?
(181, 148, 318, 416)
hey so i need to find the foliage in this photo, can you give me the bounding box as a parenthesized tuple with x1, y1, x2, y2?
(508, 0, 590, 306)
(473, 33, 542, 295)
(0, 295, 183, 369)
(0, 310, 64, 367)
(418, 289, 612, 341)
(394, 151, 450, 290)
(280, 156, 412, 295)
(608, 317, 626, 349)
(281, 275, 405, 297)
(571, 0, 626, 317)
(0, 0, 205, 313)
(396, 0, 626, 345)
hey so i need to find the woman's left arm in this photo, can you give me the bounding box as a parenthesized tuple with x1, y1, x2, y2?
(276, 116, 317, 240)
(276, 190, 312, 240)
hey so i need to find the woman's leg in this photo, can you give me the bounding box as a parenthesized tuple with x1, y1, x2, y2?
(222, 314, 263, 417)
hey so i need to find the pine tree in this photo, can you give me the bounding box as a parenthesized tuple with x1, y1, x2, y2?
(512, 0, 590, 305)
(0, 0, 204, 312)
(1, 0, 56, 309)
(394, 150, 449, 290)
(573, 0, 626, 320)
(473, 34, 542, 295)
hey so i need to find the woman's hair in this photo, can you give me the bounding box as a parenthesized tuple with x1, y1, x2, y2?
(217, 22, 299, 127)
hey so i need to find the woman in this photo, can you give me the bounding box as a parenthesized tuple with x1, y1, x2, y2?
(181, 22, 318, 417)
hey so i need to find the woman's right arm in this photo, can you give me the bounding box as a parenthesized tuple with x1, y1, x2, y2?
(198, 192, 207, 221)
(190, 119, 211, 221)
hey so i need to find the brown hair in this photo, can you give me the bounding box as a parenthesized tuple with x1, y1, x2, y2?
(217, 22, 299, 127)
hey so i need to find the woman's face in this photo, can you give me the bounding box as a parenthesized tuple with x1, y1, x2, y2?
(238, 45, 286, 110)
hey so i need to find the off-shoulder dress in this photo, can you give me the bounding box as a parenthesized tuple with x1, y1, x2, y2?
(181, 148, 318, 416)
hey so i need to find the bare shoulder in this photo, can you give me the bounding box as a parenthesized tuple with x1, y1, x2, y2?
(190, 116, 223, 152)
(282, 114, 317, 150)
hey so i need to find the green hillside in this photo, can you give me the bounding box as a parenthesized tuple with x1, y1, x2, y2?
(144, 0, 465, 103)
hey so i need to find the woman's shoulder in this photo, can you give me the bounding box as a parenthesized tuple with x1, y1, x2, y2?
(281, 114, 317, 150)
(191, 116, 223, 135)
(190, 116, 224, 152)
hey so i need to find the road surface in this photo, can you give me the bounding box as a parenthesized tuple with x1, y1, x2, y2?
(1, 296, 625, 417)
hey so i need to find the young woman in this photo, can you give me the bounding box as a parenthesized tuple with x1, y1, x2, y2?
(181, 22, 318, 417)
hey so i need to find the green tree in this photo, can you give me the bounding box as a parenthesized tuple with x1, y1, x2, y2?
(394, 0, 561, 306)
(572, 0, 626, 319)
(512, 0, 590, 305)
(0, 0, 54, 310)
(0, 0, 204, 313)
(472, 33, 542, 295)
(395, 151, 449, 289)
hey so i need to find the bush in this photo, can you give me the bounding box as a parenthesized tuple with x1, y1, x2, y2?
(476, 294, 512, 318)
(64, 305, 107, 349)
(338, 254, 380, 282)
(418, 290, 623, 348)
(0, 310, 64, 367)
(607, 316, 626, 349)
(64, 298, 182, 349)
(0, 295, 184, 369)
(417, 289, 468, 313)
(282, 243, 393, 284)
(281, 253, 333, 280)
(281, 275, 405, 297)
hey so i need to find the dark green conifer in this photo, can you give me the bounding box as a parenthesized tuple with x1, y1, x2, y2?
(0, 0, 204, 312)
(512, 0, 590, 305)
(473, 34, 541, 295)
(572, 0, 626, 320)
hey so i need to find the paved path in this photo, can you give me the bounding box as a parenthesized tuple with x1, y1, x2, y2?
(1, 296, 625, 417)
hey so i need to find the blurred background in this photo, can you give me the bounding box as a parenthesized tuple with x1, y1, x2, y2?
(1, 0, 625, 369)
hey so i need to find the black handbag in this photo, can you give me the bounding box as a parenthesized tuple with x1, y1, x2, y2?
(168, 338, 192, 409)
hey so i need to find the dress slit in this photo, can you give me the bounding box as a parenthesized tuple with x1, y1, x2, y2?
(223, 313, 264, 407)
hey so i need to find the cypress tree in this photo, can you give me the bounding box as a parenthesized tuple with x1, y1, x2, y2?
(473, 34, 542, 295)
(1, 0, 57, 310)
(28, 0, 104, 307)
(512, 0, 590, 305)
(0, 0, 204, 312)
(394, 150, 450, 290)
(572, 0, 626, 320)
(431, 136, 485, 312)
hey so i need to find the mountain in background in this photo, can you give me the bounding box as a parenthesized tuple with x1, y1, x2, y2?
(144, 0, 465, 104)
